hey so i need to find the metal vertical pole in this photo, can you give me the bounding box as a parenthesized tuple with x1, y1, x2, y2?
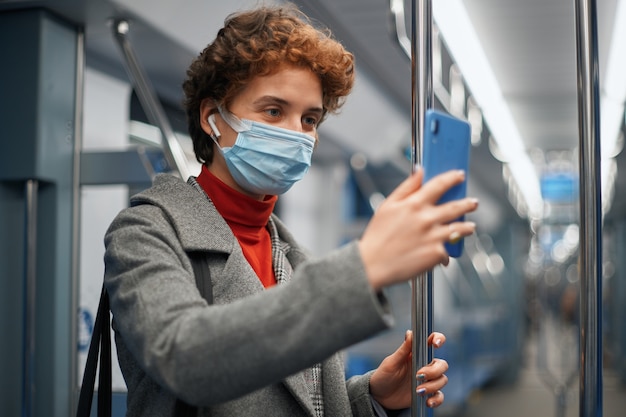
(573, 0, 603, 416)
(70, 28, 85, 416)
(411, 1, 434, 416)
(23, 180, 39, 417)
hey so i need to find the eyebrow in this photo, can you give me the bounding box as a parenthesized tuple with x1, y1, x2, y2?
(253, 95, 324, 116)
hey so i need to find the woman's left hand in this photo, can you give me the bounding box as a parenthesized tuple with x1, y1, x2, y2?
(369, 330, 448, 410)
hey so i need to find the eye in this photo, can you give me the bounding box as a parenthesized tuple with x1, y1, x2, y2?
(265, 108, 281, 118)
(303, 115, 319, 128)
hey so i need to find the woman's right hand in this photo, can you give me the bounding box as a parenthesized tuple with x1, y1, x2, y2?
(358, 167, 478, 290)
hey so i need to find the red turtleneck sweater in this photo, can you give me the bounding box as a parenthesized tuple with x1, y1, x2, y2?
(196, 165, 277, 288)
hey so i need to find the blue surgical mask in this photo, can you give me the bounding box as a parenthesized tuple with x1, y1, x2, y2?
(207, 106, 315, 195)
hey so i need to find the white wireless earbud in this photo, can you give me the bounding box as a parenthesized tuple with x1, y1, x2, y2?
(207, 114, 221, 139)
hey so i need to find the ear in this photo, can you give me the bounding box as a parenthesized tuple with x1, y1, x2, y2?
(200, 98, 217, 136)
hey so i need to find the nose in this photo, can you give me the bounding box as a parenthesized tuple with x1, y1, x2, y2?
(284, 116, 303, 132)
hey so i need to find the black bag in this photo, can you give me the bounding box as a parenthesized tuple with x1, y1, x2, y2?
(76, 252, 213, 417)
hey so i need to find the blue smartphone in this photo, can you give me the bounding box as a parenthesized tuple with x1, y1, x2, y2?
(422, 109, 471, 258)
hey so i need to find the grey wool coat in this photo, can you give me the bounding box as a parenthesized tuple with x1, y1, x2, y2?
(103, 174, 396, 417)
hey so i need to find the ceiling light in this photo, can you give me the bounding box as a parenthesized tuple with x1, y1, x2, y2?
(433, 0, 544, 219)
(600, 0, 626, 212)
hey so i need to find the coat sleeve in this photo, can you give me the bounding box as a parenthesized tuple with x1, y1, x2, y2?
(347, 371, 411, 417)
(104, 203, 394, 406)
(347, 371, 378, 416)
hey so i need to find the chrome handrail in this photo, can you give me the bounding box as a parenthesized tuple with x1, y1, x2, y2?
(390, 0, 450, 112)
(111, 19, 191, 181)
(573, 0, 603, 415)
(408, 0, 434, 415)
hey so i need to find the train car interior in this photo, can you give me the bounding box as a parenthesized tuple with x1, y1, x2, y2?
(1, 0, 626, 416)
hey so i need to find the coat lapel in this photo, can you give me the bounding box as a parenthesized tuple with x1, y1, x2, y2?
(132, 174, 320, 416)
(283, 372, 317, 417)
(269, 219, 316, 417)
(321, 355, 354, 416)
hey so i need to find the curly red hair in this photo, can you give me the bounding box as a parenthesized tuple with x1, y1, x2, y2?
(182, 3, 355, 164)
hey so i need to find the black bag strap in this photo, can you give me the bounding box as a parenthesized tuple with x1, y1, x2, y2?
(76, 285, 112, 417)
(77, 252, 213, 417)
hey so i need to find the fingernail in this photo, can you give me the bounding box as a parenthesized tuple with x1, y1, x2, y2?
(405, 330, 410, 341)
(416, 373, 426, 380)
(416, 387, 426, 396)
(433, 338, 442, 348)
(448, 231, 462, 244)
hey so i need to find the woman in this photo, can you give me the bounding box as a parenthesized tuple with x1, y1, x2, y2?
(104, 4, 479, 416)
